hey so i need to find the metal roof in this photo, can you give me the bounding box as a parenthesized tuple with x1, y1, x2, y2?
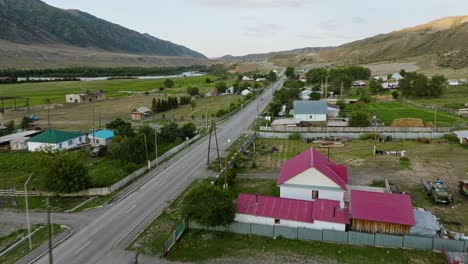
(92, 129, 115, 139)
(28, 129, 84, 144)
(0, 130, 42, 144)
(293, 100, 327, 115)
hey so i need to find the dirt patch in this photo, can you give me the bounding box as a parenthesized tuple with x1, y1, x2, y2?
(363, 62, 420, 75)
(391, 118, 425, 127)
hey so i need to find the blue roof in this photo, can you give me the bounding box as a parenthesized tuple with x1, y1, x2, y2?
(93, 130, 115, 139)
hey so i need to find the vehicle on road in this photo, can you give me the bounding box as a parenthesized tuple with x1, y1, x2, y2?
(91, 145, 107, 157)
(421, 178, 454, 204)
(459, 180, 468, 196)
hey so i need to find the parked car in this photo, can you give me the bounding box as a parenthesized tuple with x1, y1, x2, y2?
(421, 178, 454, 204)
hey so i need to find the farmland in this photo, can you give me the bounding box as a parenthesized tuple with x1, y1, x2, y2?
(0, 75, 235, 107)
(413, 84, 468, 110)
(366, 101, 465, 127)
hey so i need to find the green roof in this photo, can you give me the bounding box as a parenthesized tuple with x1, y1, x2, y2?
(28, 129, 84, 144)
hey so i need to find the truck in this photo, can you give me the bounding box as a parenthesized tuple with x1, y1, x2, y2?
(421, 179, 454, 204)
(459, 180, 468, 196)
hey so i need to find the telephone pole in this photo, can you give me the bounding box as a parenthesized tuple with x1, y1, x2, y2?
(206, 120, 221, 168)
(47, 198, 53, 264)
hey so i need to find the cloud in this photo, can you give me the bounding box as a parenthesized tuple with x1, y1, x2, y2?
(186, 0, 306, 8)
(244, 22, 283, 37)
(319, 19, 338, 30)
(352, 16, 368, 24)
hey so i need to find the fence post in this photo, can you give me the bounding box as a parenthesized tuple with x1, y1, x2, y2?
(296, 227, 299, 240)
(249, 223, 252, 236)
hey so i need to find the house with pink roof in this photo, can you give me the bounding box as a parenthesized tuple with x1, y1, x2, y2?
(235, 193, 349, 231)
(277, 148, 348, 203)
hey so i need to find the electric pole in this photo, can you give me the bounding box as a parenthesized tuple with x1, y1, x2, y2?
(144, 134, 150, 170)
(47, 198, 53, 264)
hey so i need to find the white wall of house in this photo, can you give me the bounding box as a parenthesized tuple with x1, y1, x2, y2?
(28, 136, 85, 152)
(285, 168, 339, 188)
(234, 214, 346, 231)
(294, 113, 326, 122)
(327, 108, 340, 118)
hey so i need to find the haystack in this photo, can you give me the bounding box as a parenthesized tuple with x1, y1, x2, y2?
(391, 118, 424, 127)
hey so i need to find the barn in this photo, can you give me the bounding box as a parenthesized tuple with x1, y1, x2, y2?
(351, 190, 415, 235)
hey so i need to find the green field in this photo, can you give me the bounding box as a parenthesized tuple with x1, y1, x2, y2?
(0, 75, 235, 107)
(0, 224, 63, 264)
(414, 84, 468, 110)
(367, 101, 465, 126)
(168, 230, 443, 263)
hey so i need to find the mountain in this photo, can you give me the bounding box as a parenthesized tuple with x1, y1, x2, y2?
(220, 47, 334, 61)
(311, 16, 468, 68)
(0, 0, 206, 68)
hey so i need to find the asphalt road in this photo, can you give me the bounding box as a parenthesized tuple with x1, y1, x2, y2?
(28, 76, 285, 264)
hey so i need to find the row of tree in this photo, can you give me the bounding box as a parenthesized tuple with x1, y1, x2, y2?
(305, 66, 372, 95)
(400, 73, 447, 98)
(151, 97, 180, 113)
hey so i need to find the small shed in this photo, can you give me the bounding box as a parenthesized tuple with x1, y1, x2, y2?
(89, 129, 115, 146)
(131, 106, 151, 121)
(351, 190, 415, 235)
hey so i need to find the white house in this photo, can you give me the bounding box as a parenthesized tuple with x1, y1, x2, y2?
(27, 129, 86, 152)
(453, 131, 468, 144)
(293, 100, 328, 122)
(241, 89, 252, 96)
(235, 193, 349, 231)
(327, 104, 340, 118)
(242, 76, 253, 81)
(225, 86, 235, 94)
(88, 129, 115, 146)
(300, 89, 312, 100)
(277, 148, 348, 203)
(448, 80, 460, 86)
(391, 73, 404, 81)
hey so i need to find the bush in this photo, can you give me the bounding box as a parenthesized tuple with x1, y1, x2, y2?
(442, 134, 460, 143)
(288, 132, 302, 140)
(349, 111, 371, 127)
(359, 133, 379, 140)
(392, 91, 400, 99)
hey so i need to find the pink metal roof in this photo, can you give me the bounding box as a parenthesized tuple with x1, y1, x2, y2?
(351, 190, 415, 226)
(312, 199, 350, 224)
(277, 148, 348, 189)
(236, 194, 350, 225)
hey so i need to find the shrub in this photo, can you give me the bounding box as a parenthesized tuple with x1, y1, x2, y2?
(288, 132, 302, 140)
(359, 133, 379, 140)
(442, 134, 459, 143)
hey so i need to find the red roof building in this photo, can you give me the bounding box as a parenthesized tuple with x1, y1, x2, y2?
(351, 190, 415, 235)
(235, 193, 349, 230)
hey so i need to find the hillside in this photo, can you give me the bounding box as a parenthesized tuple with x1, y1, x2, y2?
(220, 47, 334, 61)
(308, 16, 468, 68)
(0, 0, 206, 68)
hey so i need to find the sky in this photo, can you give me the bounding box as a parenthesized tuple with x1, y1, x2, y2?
(43, 0, 468, 58)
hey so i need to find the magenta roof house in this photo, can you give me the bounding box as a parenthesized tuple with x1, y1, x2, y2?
(278, 148, 348, 203)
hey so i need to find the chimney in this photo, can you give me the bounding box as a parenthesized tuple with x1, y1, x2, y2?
(256, 193, 259, 204)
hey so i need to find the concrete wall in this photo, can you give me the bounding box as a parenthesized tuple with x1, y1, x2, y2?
(259, 131, 449, 140)
(27, 136, 85, 152)
(280, 185, 344, 202)
(234, 214, 345, 231)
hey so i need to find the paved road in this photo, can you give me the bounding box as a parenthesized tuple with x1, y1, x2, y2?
(28, 76, 285, 264)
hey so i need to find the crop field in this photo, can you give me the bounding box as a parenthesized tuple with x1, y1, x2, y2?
(367, 101, 464, 126)
(414, 84, 468, 110)
(0, 75, 235, 107)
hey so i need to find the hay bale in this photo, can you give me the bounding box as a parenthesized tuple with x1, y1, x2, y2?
(391, 118, 425, 127)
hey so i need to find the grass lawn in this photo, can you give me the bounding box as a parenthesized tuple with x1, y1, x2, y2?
(168, 230, 443, 263)
(0, 224, 63, 264)
(0, 195, 89, 212)
(413, 84, 468, 110)
(0, 75, 235, 107)
(367, 101, 464, 126)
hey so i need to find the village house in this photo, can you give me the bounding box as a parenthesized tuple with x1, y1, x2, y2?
(88, 129, 115, 146)
(278, 148, 348, 203)
(66, 90, 105, 103)
(327, 104, 340, 118)
(293, 100, 328, 122)
(0, 130, 42, 150)
(351, 190, 415, 235)
(453, 131, 468, 144)
(131, 106, 151, 121)
(27, 129, 85, 151)
(241, 88, 252, 96)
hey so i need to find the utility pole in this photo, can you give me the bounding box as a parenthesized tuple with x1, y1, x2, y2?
(214, 121, 221, 170)
(154, 129, 158, 166)
(206, 120, 221, 168)
(24, 173, 34, 251)
(340, 82, 344, 98)
(45, 98, 51, 130)
(144, 134, 150, 170)
(47, 198, 53, 264)
(92, 102, 95, 144)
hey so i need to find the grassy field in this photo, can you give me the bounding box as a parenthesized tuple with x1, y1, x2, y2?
(0, 224, 63, 264)
(0, 75, 235, 107)
(367, 101, 465, 126)
(168, 230, 443, 263)
(414, 84, 468, 110)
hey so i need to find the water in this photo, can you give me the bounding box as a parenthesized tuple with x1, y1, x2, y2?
(17, 72, 205, 82)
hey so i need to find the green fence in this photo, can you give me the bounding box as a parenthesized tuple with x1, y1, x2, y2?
(162, 220, 187, 257)
(188, 220, 468, 253)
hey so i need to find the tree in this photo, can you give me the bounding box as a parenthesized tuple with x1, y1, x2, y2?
(37, 151, 90, 193)
(215, 82, 228, 94)
(181, 123, 197, 139)
(349, 111, 371, 127)
(346, 66, 371, 80)
(399, 69, 407, 77)
(306, 67, 328, 85)
(190, 100, 196, 109)
(181, 184, 235, 227)
(106, 118, 134, 138)
(164, 78, 175, 88)
(399, 72, 429, 98)
(392, 91, 400, 100)
(368, 79, 383, 94)
(205, 77, 212, 84)
(187, 87, 199, 96)
(19, 116, 33, 130)
(328, 68, 353, 95)
(309, 92, 321, 100)
(151, 97, 157, 112)
(285, 67, 296, 79)
(428, 74, 447, 98)
(269, 101, 282, 117)
(266, 70, 278, 82)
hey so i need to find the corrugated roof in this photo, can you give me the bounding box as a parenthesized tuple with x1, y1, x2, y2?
(236, 194, 349, 224)
(93, 129, 115, 139)
(0, 130, 42, 144)
(351, 190, 415, 226)
(293, 100, 327, 115)
(28, 129, 84, 144)
(277, 148, 348, 190)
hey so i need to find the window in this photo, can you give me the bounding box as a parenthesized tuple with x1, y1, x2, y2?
(309, 115, 313, 119)
(79, 137, 82, 142)
(312, 190, 319, 199)
(274, 219, 280, 224)
(59, 143, 62, 148)
(68, 140, 73, 146)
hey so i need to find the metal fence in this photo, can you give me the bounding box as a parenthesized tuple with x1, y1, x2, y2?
(162, 220, 187, 257)
(260, 126, 452, 133)
(188, 220, 468, 253)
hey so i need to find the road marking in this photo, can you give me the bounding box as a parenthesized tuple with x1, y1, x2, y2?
(125, 204, 136, 213)
(74, 241, 92, 255)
